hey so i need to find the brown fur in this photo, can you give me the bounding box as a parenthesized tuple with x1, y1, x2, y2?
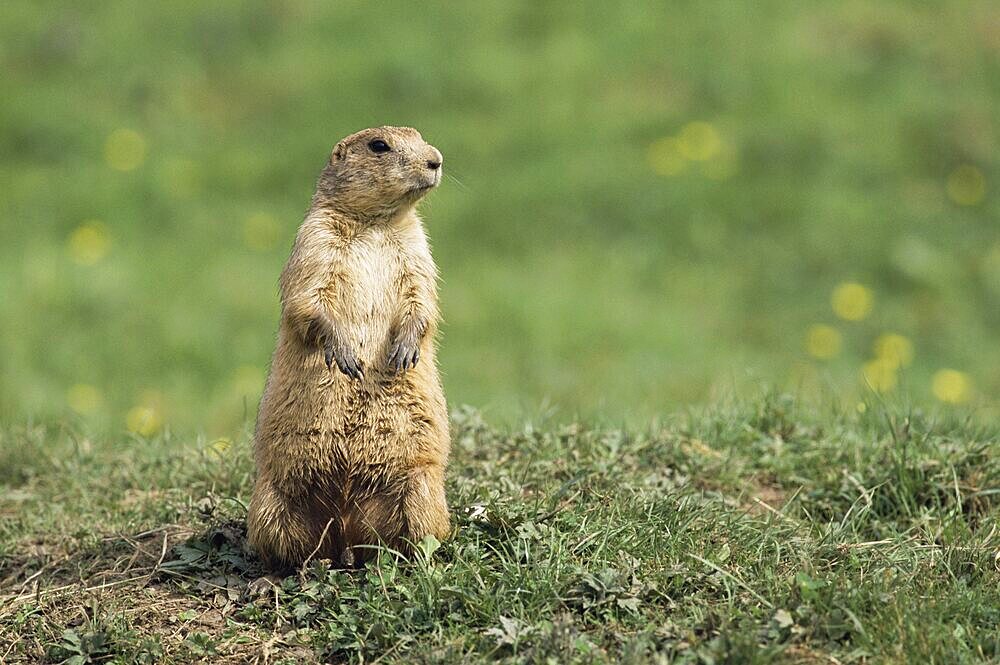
(247, 126, 450, 569)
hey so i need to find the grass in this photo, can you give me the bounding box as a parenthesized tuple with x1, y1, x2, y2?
(2, 395, 999, 663)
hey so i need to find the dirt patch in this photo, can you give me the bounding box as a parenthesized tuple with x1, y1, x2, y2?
(0, 525, 194, 594)
(783, 643, 842, 664)
(0, 522, 316, 663)
(743, 480, 792, 517)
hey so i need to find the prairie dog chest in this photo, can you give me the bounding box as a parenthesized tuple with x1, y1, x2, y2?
(337, 232, 404, 333)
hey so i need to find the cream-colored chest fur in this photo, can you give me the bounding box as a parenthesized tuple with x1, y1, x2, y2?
(333, 220, 429, 363)
(338, 230, 398, 358)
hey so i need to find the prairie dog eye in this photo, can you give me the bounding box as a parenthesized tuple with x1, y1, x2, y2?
(368, 139, 391, 154)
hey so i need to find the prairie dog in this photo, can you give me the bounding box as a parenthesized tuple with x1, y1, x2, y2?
(247, 126, 450, 568)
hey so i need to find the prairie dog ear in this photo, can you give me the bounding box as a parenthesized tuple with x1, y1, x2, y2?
(331, 140, 347, 162)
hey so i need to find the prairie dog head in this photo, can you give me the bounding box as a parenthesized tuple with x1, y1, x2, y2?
(318, 126, 443, 219)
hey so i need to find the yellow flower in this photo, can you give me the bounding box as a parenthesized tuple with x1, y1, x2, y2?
(932, 369, 972, 404)
(946, 165, 986, 206)
(67, 384, 102, 414)
(67, 221, 111, 266)
(126, 405, 162, 436)
(647, 136, 687, 176)
(862, 358, 897, 393)
(677, 121, 722, 162)
(126, 390, 164, 436)
(104, 129, 146, 172)
(805, 324, 841, 360)
(873, 333, 913, 369)
(210, 438, 232, 455)
(831, 282, 873, 321)
(243, 213, 281, 251)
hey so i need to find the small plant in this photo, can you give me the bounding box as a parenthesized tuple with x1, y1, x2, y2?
(48, 628, 113, 665)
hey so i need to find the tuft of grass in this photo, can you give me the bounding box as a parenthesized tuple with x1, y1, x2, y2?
(2, 397, 999, 663)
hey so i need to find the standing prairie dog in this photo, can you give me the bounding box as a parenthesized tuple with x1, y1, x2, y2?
(247, 126, 450, 569)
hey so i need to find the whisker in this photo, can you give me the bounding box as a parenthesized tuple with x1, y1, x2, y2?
(444, 171, 469, 192)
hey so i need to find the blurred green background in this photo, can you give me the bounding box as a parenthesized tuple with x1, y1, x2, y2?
(1, 1, 997, 436)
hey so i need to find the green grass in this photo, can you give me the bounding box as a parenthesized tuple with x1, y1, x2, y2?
(2, 396, 999, 663)
(1, 2, 998, 433)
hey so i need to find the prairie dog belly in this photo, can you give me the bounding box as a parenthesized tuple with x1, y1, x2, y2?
(338, 235, 401, 366)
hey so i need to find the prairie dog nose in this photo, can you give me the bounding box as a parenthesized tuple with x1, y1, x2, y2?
(426, 147, 442, 171)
